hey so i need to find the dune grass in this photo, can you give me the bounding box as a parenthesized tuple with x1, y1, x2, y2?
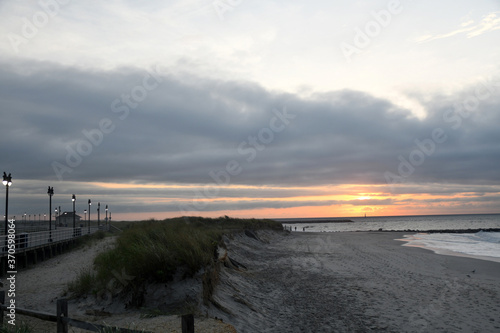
(68, 216, 281, 299)
(0, 323, 33, 333)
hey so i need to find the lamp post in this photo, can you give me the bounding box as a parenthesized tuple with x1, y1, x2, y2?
(57, 206, 61, 229)
(105, 205, 108, 229)
(97, 202, 100, 227)
(88, 199, 91, 233)
(47, 186, 54, 242)
(54, 208, 58, 229)
(72, 194, 76, 230)
(3, 172, 12, 245)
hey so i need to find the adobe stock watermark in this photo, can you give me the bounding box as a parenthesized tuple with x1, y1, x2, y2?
(52, 66, 163, 181)
(384, 75, 500, 189)
(212, 0, 243, 21)
(7, 0, 71, 53)
(179, 106, 295, 215)
(340, 0, 406, 63)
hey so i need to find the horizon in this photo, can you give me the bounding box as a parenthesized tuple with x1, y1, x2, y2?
(9, 211, 500, 223)
(1, 1, 499, 220)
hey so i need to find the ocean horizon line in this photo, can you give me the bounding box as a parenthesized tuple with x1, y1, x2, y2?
(273, 212, 500, 221)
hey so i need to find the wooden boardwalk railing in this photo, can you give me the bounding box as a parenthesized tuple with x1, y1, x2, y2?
(0, 227, 101, 256)
(0, 227, 104, 276)
(0, 291, 195, 333)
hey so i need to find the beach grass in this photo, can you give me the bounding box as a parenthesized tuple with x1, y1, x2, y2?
(68, 216, 281, 301)
(0, 322, 33, 333)
(66, 266, 98, 297)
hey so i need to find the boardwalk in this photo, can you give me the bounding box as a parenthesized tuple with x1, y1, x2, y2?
(0, 226, 102, 276)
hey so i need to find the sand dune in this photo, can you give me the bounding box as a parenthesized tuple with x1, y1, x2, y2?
(12, 236, 235, 333)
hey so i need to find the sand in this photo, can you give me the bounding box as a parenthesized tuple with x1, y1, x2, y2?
(208, 231, 500, 332)
(8, 231, 500, 332)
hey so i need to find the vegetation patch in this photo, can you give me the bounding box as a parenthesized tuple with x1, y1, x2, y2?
(68, 216, 281, 306)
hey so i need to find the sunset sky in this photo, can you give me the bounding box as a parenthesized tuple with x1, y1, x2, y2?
(0, 0, 499, 220)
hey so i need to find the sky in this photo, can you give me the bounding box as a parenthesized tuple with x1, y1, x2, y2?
(0, 0, 499, 221)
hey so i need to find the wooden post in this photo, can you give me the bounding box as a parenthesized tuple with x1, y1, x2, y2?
(0, 290, 4, 325)
(56, 299, 68, 333)
(182, 314, 194, 333)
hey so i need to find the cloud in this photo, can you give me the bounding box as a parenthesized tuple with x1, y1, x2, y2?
(417, 11, 500, 43)
(1, 60, 499, 216)
(1, 60, 500, 187)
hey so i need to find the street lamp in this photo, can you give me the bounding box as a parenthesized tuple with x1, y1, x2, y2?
(88, 199, 91, 233)
(97, 202, 100, 227)
(3, 172, 12, 243)
(105, 205, 108, 229)
(57, 206, 61, 229)
(47, 186, 54, 242)
(72, 194, 76, 230)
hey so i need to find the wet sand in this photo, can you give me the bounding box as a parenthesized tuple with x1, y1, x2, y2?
(209, 231, 500, 332)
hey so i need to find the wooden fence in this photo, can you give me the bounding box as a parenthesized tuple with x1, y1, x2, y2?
(0, 291, 194, 333)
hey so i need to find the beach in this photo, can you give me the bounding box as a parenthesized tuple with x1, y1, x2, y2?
(8, 230, 500, 332)
(209, 230, 500, 332)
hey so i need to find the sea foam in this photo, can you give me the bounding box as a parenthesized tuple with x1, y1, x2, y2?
(400, 231, 500, 262)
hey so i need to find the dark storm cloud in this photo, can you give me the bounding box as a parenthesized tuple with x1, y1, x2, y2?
(1, 60, 499, 191)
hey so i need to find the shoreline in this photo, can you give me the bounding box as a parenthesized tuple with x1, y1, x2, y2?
(395, 232, 500, 264)
(295, 229, 500, 264)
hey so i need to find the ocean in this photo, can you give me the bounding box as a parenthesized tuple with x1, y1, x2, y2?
(277, 214, 500, 262)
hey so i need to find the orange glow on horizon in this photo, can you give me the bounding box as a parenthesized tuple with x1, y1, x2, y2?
(62, 181, 499, 221)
